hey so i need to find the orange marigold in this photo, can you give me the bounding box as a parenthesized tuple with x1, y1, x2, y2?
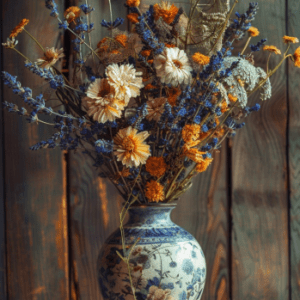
(153, 2, 179, 24)
(97, 37, 107, 48)
(192, 52, 210, 66)
(110, 49, 121, 55)
(64, 6, 81, 23)
(263, 45, 281, 55)
(9, 18, 29, 39)
(167, 88, 181, 106)
(165, 43, 176, 48)
(220, 100, 228, 113)
(183, 148, 205, 163)
(293, 47, 300, 68)
(115, 34, 127, 47)
(213, 127, 226, 138)
(127, 13, 139, 24)
(248, 26, 259, 37)
(196, 157, 213, 173)
(126, 0, 140, 7)
(283, 35, 299, 44)
(146, 157, 167, 178)
(181, 124, 201, 145)
(148, 59, 154, 64)
(141, 49, 152, 57)
(145, 180, 165, 202)
(228, 94, 238, 102)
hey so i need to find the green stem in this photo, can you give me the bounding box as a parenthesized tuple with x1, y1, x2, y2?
(11, 47, 31, 62)
(23, 28, 45, 52)
(241, 36, 251, 55)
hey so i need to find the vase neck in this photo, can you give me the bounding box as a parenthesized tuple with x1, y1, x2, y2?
(126, 206, 176, 227)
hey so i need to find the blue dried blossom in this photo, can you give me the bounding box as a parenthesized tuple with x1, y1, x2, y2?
(58, 20, 68, 29)
(250, 38, 267, 52)
(75, 23, 88, 32)
(45, 0, 59, 17)
(101, 17, 124, 29)
(80, 4, 95, 14)
(95, 139, 113, 154)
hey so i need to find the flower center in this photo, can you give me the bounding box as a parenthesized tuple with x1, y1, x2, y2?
(122, 136, 135, 153)
(172, 59, 183, 69)
(98, 80, 111, 98)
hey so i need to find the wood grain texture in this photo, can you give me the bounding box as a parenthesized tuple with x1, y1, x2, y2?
(2, 1, 69, 299)
(231, 0, 289, 299)
(287, 0, 300, 299)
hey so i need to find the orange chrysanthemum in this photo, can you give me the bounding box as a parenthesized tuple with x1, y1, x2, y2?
(115, 34, 128, 47)
(110, 50, 121, 55)
(146, 157, 167, 178)
(183, 148, 205, 163)
(9, 18, 29, 39)
(127, 13, 139, 24)
(64, 6, 81, 23)
(165, 43, 176, 48)
(126, 0, 140, 7)
(220, 100, 228, 113)
(228, 94, 238, 102)
(283, 35, 299, 44)
(145, 180, 165, 202)
(167, 87, 181, 106)
(293, 47, 300, 68)
(192, 52, 210, 66)
(263, 45, 281, 55)
(196, 157, 213, 173)
(213, 127, 226, 138)
(141, 49, 152, 57)
(248, 26, 259, 37)
(113, 126, 151, 168)
(153, 1, 179, 24)
(181, 124, 201, 146)
(97, 37, 107, 49)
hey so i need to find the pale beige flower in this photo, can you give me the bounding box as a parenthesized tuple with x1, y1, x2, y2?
(36, 47, 64, 69)
(146, 97, 167, 121)
(82, 78, 124, 123)
(106, 63, 144, 103)
(153, 47, 192, 86)
(147, 286, 172, 300)
(2, 37, 18, 48)
(113, 126, 151, 167)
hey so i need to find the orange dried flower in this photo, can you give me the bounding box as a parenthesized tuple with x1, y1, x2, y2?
(127, 13, 139, 24)
(248, 26, 259, 37)
(145, 180, 165, 202)
(196, 157, 213, 173)
(147, 59, 154, 64)
(153, 2, 179, 24)
(183, 148, 205, 163)
(115, 34, 128, 47)
(97, 37, 107, 49)
(192, 52, 210, 66)
(145, 83, 157, 90)
(110, 49, 121, 55)
(181, 124, 201, 145)
(228, 94, 238, 102)
(64, 6, 81, 23)
(237, 79, 245, 87)
(126, 0, 140, 7)
(293, 47, 300, 68)
(213, 127, 226, 138)
(165, 43, 176, 48)
(167, 88, 181, 106)
(141, 50, 151, 57)
(263, 45, 281, 55)
(220, 100, 228, 113)
(9, 18, 29, 38)
(146, 157, 167, 178)
(283, 35, 299, 44)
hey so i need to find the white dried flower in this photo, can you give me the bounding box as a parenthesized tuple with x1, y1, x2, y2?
(2, 37, 18, 48)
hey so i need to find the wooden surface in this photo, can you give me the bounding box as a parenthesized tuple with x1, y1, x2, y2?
(0, 0, 299, 299)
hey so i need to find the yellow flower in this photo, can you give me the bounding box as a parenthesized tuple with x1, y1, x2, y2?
(263, 45, 281, 55)
(248, 26, 259, 37)
(167, 87, 181, 106)
(183, 148, 206, 163)
(153, 1, 179, 24)
(127, 13, 139, 24)
(64, 6, 81, 23)
(36, 47, 64, 69)
(228, 94, 238, 102)
(196, 157, 213, 173)
(113, 126, 151, 168)
(82, 79, 124, 123)
(9, 19, 29, 38)
(293, 47, 300, 68)
(126, 0, 140, 7)
(192, 52, 210, 66)
(283, 35, 299, 44)
(145, 180, 165, 202)
(115, 34, 128, 47)
(146, 157, 167, 178)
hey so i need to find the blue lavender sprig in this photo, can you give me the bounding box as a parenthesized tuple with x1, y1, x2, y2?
(45, 0, 59, 17)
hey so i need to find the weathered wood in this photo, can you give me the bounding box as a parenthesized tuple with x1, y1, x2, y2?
(231, 0, 289, 299)
(287, 0, 300, 299)
(2, 1, 69, 299)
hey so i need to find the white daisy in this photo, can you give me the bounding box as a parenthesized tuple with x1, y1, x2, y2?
(106, 63, 144, 103)
(153, 47, 192, 86)
(36, 47, 64, 69)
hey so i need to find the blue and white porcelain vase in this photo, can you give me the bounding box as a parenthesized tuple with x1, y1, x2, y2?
(97, 203, 206, 300)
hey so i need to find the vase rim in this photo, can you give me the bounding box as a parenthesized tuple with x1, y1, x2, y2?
(129, 201, 178, 208)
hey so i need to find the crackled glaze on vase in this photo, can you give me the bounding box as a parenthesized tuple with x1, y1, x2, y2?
(97, 204, 206, 300)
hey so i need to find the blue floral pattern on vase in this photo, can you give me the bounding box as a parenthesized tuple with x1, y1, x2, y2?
(97, 204, 206, 300)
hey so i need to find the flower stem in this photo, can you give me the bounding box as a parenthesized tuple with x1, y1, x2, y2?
(11, 47, 31, 62)
(23, 28, 45, 52)
(241, 36, 251, 55)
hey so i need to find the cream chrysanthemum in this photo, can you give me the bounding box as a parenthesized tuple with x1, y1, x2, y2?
(36, 47, 64, 69)
(106, 63, 144, 103)
(113, 126, 151, 168)
(146, 97, 167, 121)
(82, 78, 124, 123)
(153, 47, 192, 86)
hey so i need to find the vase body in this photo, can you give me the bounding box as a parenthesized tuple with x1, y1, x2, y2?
(97, 204, 206, 300)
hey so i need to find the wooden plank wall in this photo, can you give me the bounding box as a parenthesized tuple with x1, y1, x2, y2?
(0, 0, 299, 299)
